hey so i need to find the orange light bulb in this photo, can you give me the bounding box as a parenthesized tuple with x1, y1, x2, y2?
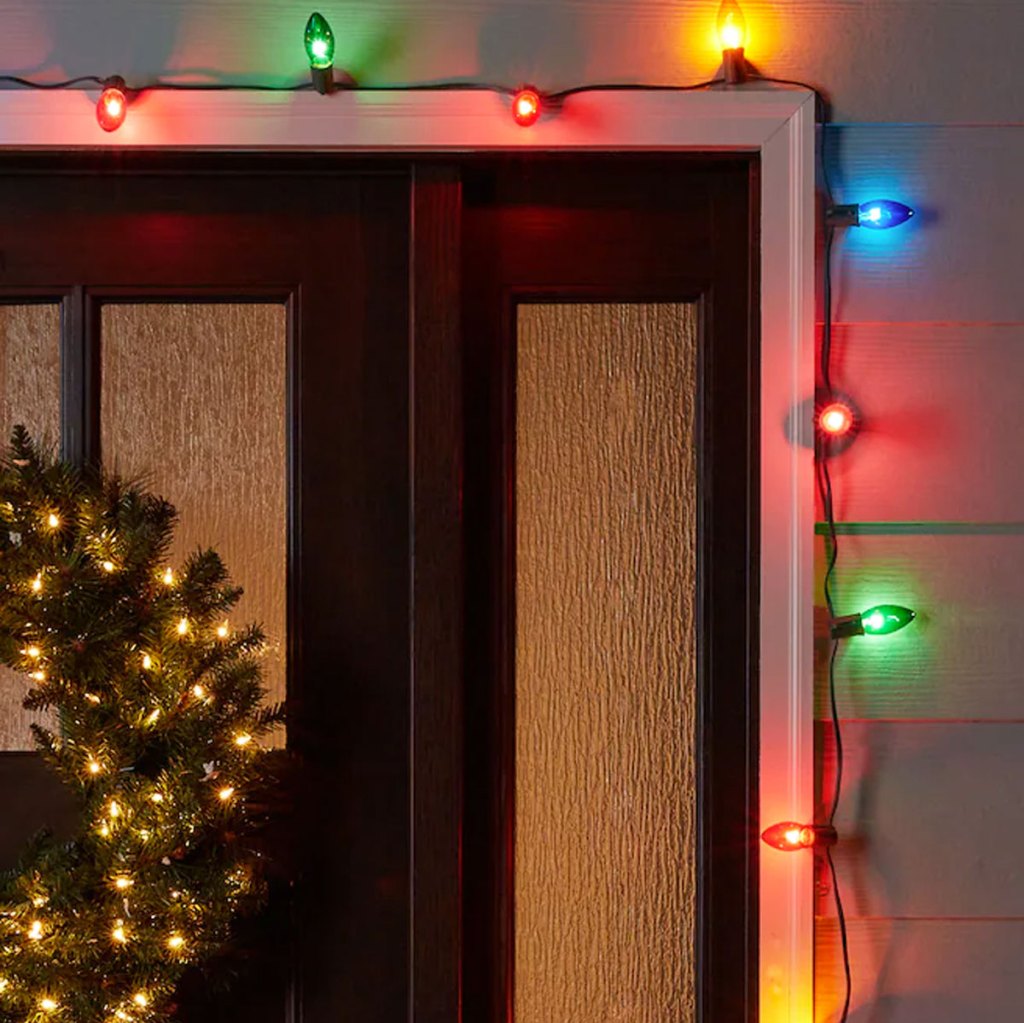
(761, 820, 837, 851)
(717, 0, 747, 50)
(818, 401, 855, 437)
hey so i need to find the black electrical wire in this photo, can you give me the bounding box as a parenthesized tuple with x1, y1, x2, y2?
(0, 74, 105, 89)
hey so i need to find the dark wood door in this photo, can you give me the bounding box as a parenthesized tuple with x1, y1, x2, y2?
(461, 155, 760, 1023)
(0, 156, 453, 1023)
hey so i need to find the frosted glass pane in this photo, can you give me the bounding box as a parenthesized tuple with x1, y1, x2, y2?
(0, 304, 61, 751)
(515, 303, 698, 1023)
(101, 304, 287, 721)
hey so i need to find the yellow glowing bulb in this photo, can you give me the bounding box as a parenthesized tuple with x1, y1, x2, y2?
(31, 895, 46, 908)
(216, 622, 229, 639)
(166, 933, 185, 951)
(39, 997, 58, 1012)
(218, 786, 235, 801)
(98, 823, 111, 838)
(27, 920, 43, 940)
(132, 993, 149, 1008)
(111, 922, 127, 943)
(31, 574, 43, 592)
(101, 560, 115, 573)
(113, 876, 133, 890)
(25, 646, 41, 659)
(192, 684, 206, 699)
(141, 653, 153, 670)
(234, 733, 252, 747)
(150, 792, 164, 804)
(87, 759, 102, 776)
(109, 800, 121, 818)
(145, 708, 161, 725)
(46, 513, 60, 529)
(85, 693, 101, 704)
(29, 670, 46, 682)
(717, 0, 747, 50)
(162, 567, 174, 586)
(176, 618, 189, 635)
(0, 977, 8, 991)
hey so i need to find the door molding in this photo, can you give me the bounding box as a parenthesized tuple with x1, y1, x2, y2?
(0, 86, 815, 1023)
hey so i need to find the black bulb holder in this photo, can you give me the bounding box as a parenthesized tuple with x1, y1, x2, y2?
(830, 614, 865, 640)
(812, 824, 839, 848)
(723, 48, 748, 85)
(826, 203, 860, 228)
(309, 65, 358, 96)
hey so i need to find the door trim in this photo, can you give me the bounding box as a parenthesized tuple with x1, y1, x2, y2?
(0, 88, 815, 1023)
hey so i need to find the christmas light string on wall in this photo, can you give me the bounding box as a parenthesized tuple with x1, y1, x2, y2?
(0, 3, 809, 133)
(759, 106, 917, 1023)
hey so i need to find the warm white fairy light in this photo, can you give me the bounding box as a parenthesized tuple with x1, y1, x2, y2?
(166, 933, 185, 951)
(85, 692, 101, 704)
(216, 622, 229, 639)
(162, 567, 174, 586)
(39, 997, 58, 1012)
(112, 876, 134, 891)
(150, 792, 164, 804)
(31, 573, 43, 593)
(217, 786, 235, 802)
(98, 823, 111, 838)
(144, 708, 161, 725)
(132, 993, 149, 1008)
(234, 733, 252, 747)
(109, 800, 121, 819)
(141, 653, 153, 670)
(31, 895, 47, 908)
(176, 618, 189, 636)
(0, 977, 8, 991)
(101, 560, 116, 573)
(192, 684, 206, 699)
(25, 645, 41, 659)
(27, 920, 43, 940)
(111, 921, 127, 943)
(46, 513, 60, 529)
(87, 759, 102, 776)
(29, 670, 46, 682)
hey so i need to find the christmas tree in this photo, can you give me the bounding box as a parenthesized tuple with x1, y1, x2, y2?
(0, 427, 283, 1022)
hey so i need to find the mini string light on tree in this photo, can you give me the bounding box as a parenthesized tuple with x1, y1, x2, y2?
(0, 427, 284, 1023)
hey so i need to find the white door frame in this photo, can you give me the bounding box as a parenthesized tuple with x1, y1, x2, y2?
(0, 84, 816, 1023)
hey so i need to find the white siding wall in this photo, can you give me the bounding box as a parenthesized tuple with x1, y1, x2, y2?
(2, 1, 1020, 1019)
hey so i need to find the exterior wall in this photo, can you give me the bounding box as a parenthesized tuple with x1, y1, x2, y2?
(1, 1, 1021, 1019)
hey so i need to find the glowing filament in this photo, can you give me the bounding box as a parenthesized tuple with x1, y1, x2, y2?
(717, 0, 747, 50)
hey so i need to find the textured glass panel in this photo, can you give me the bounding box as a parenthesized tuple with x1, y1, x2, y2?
(0, 304, 61, 751)
(100, 304, 287, 720)
(515, 303, 698, 1023)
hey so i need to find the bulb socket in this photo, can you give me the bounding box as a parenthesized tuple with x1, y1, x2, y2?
(722, 48, 748, 85)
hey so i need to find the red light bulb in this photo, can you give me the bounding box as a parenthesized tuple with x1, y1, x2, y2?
(512, 88, 541, 127)
(818, 401, 854, 437)
(97, 80, 128, 133)
(761, 821, 837, 851)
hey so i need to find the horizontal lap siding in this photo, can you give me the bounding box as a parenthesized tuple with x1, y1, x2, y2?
(818, 117, 1024, 1019)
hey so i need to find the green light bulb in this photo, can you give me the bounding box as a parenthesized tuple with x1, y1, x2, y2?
(859, 604, 915, 636)
(304, 12, 335, 70)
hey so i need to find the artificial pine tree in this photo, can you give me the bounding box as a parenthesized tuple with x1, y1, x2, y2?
(0, 427, 283, 1022)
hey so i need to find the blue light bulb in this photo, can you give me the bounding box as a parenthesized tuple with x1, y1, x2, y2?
(857, 200, 914, 230)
